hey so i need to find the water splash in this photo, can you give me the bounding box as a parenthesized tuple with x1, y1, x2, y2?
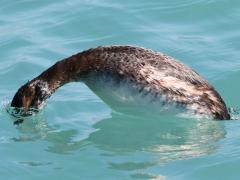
(4, 100, 43, 125)
(228, 107, 240, 120)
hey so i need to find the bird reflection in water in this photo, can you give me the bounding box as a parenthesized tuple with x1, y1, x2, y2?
(12, 109, 225, 164)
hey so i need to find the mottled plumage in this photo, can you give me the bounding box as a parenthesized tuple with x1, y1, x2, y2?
(11, 45, 230, 119)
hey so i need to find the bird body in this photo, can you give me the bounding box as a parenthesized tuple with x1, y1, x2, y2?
(11, 46, 230, 120)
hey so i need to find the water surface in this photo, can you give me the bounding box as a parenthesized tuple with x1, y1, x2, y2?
(1, 0, 240, 179)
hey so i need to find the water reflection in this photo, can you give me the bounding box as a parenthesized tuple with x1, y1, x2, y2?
(12, 114, 89, 154)
(12, 110, 225, 164)
(88, 112, 225, 163)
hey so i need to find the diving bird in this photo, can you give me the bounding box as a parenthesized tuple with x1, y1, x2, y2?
(11, 45, 230, 120)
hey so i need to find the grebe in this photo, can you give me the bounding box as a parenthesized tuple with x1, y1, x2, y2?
(11, 46, 230, 120)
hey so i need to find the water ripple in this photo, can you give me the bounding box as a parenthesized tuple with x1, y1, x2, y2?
(1, 0, 240, 179)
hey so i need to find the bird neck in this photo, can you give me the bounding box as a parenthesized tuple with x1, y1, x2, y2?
(35, 51, 103, 93)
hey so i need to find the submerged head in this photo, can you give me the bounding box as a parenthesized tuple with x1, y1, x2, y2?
(11, 80, 51, 112)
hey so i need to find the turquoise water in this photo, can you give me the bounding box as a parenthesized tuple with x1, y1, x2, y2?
(1, 0, 240, 179)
